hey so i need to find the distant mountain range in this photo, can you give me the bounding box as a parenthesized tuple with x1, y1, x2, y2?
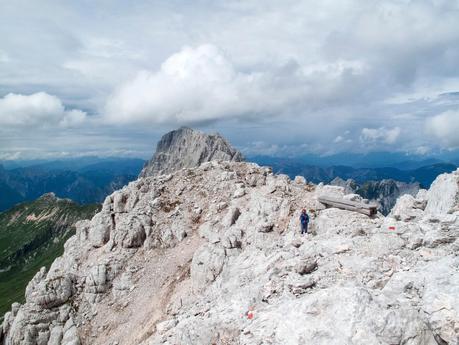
(0, 193, 100, 316)
(1, 153, 457, 214)
(0, 157, 145, 212)
(249, 156, 457, 188)
(248, 151, 459, 170)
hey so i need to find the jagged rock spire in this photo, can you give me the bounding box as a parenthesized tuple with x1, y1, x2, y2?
(139, 127, 244, 178)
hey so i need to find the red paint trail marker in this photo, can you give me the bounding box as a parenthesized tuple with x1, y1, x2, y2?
(388, 226, 396, 231)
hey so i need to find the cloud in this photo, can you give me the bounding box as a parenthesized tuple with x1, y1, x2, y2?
(0, 50, 9, 63)
(333, 136, 344, 144)
(333, 130, 353, 144)
(104, 44, 367, 126)
(361, 127, 401, 145)
(1, 1, 459, 158)
(104, 45, 247, 124)
(104, 45, 287, 125)
(426, 110, 459, 148)
(414, 146, 431, 155)
(0, 92, 86, 128)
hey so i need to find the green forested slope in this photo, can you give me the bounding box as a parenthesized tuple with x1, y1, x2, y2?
(0, 193, 100, 316)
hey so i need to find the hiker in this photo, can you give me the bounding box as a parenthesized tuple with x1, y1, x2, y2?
(300, 208, 309, 235)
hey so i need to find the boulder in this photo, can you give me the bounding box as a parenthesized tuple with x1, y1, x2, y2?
(425, 169, 459, 215)
(88, 213, 111, 247)
(191, 244, 226, 290)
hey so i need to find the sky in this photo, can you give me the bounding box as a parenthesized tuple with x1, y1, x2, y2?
(1, 0, 459, 160)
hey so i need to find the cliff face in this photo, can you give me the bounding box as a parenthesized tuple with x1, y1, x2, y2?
(331, 177, 420, 215)
(139, 127, 243, 178)
(2, 162, 458, 345)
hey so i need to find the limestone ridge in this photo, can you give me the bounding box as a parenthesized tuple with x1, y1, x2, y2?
(139, 127, 244, 177)
(2, 162, 459, 344)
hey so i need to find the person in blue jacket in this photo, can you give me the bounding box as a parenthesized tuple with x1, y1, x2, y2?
(300, 209, 309, 235)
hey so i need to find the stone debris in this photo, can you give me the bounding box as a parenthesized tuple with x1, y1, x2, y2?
(1, 163, 459, 345)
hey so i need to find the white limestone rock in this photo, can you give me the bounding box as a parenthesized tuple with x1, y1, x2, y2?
(425, 168, 459, 215)
(191, 244, 226, 290)
(84, 264, 108, 303)
(2, 161, 459, 345)
(61, 317, 80, 345)
(30, 274, 75, 309)
(390, 194, 425, 222)
(47, 325, 64, 345)
(88, 213, 111, 248)
(294, 175, 306, 184)
(316, 184, 346, 199)
(343, 193, 363, 202)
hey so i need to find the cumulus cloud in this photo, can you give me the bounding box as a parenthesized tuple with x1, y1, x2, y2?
(426, 110, 459, 148)
(104, 45, 247, 124)
(0, 92, 86, 128)
(361, 127, 401, 145)
(104, 44, 365, 125)
(1, 1, 459, 157)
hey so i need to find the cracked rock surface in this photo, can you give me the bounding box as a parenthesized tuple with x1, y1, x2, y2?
(1, 163, 459, 345)
(139, 127, 244, 178)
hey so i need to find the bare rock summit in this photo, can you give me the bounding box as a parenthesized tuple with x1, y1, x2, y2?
(2, 123, 459, 345)
(139, 127, 243, 177)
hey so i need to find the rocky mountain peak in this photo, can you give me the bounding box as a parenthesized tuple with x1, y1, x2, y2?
(139, 127, 244, 178)
(2, 162, 459, 344)
(38, 192, 58, 201)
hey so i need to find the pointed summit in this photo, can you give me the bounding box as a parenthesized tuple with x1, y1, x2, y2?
(139, 127, 244, 177)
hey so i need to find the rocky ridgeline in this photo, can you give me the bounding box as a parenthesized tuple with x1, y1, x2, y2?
(139, 127, 244, 178)
(331, 177, 421, 215)
(1, 162, 459, 345)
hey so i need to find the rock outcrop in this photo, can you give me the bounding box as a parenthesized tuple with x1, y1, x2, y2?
(139, 127, 244, 178)
(331, 177, 420, 215)
(1, 163, 459, 345)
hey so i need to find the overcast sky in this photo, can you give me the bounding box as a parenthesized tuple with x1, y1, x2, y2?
(1, 0, 459, 160)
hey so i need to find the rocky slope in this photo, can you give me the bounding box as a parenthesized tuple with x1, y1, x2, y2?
(0, 194, 100, 317)
(139, 127, 243, 177)
(1, 162, 458, 345)
(331, 177, 420, 215)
